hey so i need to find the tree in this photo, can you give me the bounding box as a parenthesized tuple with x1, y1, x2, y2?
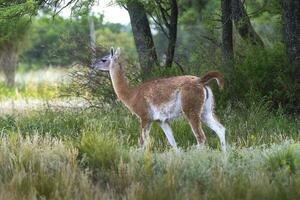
(231, 0, 264, 47)
(22, 15, 131, 67)
(152, 0, 178, 68)
(221, 0, 234, 68)
(22, 16, 91, 66)
(281, 0, 300, 112)
(0, 0, 37, 86)
(126, 0, 158, 76)
(0, 0, 96, 86)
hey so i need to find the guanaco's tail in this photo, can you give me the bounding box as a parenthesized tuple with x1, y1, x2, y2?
(199, 71, 224, 90)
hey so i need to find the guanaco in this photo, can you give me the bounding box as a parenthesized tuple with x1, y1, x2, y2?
(92, 48, 226, 151)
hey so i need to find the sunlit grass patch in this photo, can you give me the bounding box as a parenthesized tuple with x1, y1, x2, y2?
(0, 68, 68, 100)
(0, 134, 104, 200)
(0, 103, 298, 199)
(0, 83, 59, 100)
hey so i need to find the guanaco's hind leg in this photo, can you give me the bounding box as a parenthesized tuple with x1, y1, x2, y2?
(181, 85, 206, 147)
(201, 87, 226, 151)
(188, 115, 206, 146)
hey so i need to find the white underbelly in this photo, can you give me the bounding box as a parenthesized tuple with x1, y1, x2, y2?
(148, 92, 182, 122)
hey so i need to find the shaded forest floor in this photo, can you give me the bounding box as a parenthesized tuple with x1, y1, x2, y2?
(0, 69, 299, 199)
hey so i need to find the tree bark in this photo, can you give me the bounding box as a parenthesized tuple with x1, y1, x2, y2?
(282, 0, 300, 112)
(127, 0, 158, 76)
(0, 43, 17, 87)
(89, 16, 96, 66)
(165, 0, 178, 68)
(221, 0, 234, 68)
(231, 0, 264, 47)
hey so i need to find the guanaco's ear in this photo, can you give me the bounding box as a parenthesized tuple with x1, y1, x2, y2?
(114, 47, 121, 58)
(110, 47, 114, 57)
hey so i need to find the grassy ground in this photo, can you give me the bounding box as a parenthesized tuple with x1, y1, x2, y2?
(0, 68, 67, 100)
(0, 104, 299, 199)
(0, 69, 300, 199)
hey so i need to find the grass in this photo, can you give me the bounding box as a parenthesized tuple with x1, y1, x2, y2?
(2, 101, 298, 149)
(0, 134, 104, 200)
(0, 101, 298, 199)
(0, 68, 68, 100)
(1, 132, 300, 199)
(0, 69, 300, 199)
(0, 82, 59, 100)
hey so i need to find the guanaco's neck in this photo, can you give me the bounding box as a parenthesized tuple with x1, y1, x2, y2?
(109, 62, 133, 104)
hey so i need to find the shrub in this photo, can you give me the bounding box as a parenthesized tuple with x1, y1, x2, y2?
(222, 43, 297, 112)
(60, 58, 140, 108)
(78, 132, 124, 172)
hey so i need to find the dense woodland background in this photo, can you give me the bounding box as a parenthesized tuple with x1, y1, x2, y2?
(0, 0, 299, 112)
(0, 1, 300, 199)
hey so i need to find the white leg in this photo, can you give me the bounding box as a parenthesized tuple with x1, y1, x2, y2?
(159, 122, 177, 149)
(203, 114, 226, 151)
(202, 87, 226, 151)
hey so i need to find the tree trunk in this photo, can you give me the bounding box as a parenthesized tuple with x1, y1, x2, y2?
(89, 16, 96, 66)
(282, 0, 300, 112)
(165, 0, 178, 68)
(231, 0, 264, 47)
(221, 0, 234, 68)
(127, 1, 158, 76)
(0, 43, 17, 87)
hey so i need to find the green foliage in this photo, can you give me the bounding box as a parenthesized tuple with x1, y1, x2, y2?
(144, 65, 184, 79)
(0, 0, 37, 46)
(95, 27, 136, 60)
(224, 43, 297, 112)
(20, 15, 136, 68)
(244, 0, 282, 45)
(21, 15, 102, 66)
(60, 58, 141, 107)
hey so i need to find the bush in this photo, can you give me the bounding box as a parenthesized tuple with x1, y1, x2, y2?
(78, 132, 123, 171)
(60, 58, 141, 108)
(222, 43, 297, 112)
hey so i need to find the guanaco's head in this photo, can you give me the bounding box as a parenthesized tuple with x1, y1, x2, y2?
(92, 47, 120, 71)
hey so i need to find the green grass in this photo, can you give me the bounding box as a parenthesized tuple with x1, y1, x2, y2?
(0, 82, 59, 100)
(0, 68, 67, 100)
(0, 101, 298, 199)
(0, 134, 103, 199)
(1, 133, 300, 199)
(1, 101, 298, 149)
(0, 99, 297, 143)
(0, 79, 299, 199)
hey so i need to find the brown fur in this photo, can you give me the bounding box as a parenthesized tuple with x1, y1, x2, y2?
(109, 61, 224, 146)
(199, 71, 224, 89)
